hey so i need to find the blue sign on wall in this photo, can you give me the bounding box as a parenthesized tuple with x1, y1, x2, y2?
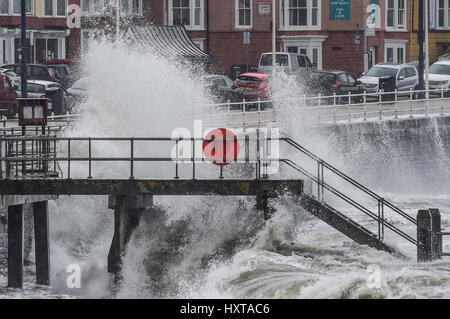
(330, 0, 350, 20)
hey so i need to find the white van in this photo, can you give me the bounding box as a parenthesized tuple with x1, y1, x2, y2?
(257, 52, 314, 74)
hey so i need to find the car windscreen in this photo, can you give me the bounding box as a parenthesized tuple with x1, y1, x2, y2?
(50, 65, 70, 77)
(310, 72, 336, 83)
(236, 76, 262, 84)
(260, 54, 289, 66)
(16, 83, 46, 94)
(429, 64, 450, 75)
(366, 66, 398, 78)
(71, 78, 88, 90)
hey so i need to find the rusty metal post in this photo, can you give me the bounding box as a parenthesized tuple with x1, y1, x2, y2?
(7, 204, 24, 288)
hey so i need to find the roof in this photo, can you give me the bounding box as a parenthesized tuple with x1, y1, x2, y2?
(122, 25, 218, 64)
(436, 59, 450, 65)
(237, 72, 271, 79)
(314, 70, 347, 74)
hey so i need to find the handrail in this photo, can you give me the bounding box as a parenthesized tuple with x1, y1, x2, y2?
(281, 137, 417, 225)
(281, 159, 417, 245)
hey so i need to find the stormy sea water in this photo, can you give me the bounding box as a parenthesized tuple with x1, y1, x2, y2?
(1, 41, 450, 299)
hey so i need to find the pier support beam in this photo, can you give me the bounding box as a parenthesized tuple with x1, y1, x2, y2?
(417, 209, 442, 262)
(33, 201, 50, 285)
(107, 194, 153, 275)
(7, 204, 24, 288)
(256, 191, 274, 220)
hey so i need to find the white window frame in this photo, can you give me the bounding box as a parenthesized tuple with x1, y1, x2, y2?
(120, 0, 143, 16)
(385, 0, 407, 31)
(43, 0, 67, 18)
(235, 0, 252, 29)
(167, 0, 205, 30)
(437, 0, 450, 29)
(192, 38, 204, 50)
(279, 0, 321, 31)
(384, 40, 407, 64)
(0, 0, 33, 16)
(81, 0, 116, 16)
(80, 29, 104, 54)
(281, 35, 327, 69)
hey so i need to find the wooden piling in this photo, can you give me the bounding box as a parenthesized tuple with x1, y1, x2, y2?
(33, 201, 50, 285)
(417, 209, 442, 262)
(107, 194, 153, 275)
(7, 204, 24, 288)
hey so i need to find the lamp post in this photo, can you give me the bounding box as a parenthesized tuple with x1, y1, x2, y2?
(20, 0, 27, 98)
(272, 0, 276, 69)
(116, 0, 121, 39)
(425, 0, 430, 99)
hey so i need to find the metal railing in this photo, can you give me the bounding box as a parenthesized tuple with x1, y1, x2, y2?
(278, 137, 417, 245)
(202, 87, 450, 128)
(0, 134, 419, 246)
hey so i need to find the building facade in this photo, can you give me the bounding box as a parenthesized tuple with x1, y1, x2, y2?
(409, 0, 450, 64)
(153, 0, 414, 77)
(0, 0, 70, 64)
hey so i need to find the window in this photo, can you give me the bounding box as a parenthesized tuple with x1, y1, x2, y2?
(121, 0, 142, 14)
(280, 0, 320, 30)
(81, 29, 104, 54)
(385, 41, 406, 63)
(0, 0, 32, 15)
(192, 39, 204, 50)
(44, 0, 66, 17)
(168, 0, 203, 29)
(438, 0, 450, 29)
(386, 0, 406, 30)
(236, 0, 252, 28)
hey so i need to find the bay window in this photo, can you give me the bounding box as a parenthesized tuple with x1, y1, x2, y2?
(167, 0, 204, 30)
(81, 0, 141, 16)
(438, 0, 450, 29)
(44, 0, 67, 17)
(0, 0, 32, 15)
(386, 0, 406, 30)
(280, 0, 320, 30)
(236, 0, 252, 28)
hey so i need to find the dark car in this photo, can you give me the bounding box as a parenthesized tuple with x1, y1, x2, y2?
(204, 74, 244, 106)
(47, 64, 73, 88)
(0, 64, 60, 83)
(66, 77, 88, 111)
(308, 70, 365, 103)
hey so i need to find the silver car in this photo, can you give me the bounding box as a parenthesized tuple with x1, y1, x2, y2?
(258, 52, 314, 74)
(358, 63, 419, 95)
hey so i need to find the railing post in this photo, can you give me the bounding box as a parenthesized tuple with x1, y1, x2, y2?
(333, 93, 337, 123)
(257, 98, 261, 127)
(348, 92, 352, 122)
(175, 139, 179, 179)
(130, 138, 134, 180)
(378, 89, 383, 121)
(441, 86, 445, 116)
(227, 99, 231, 112)
(242, 99, 246, 132)
(67, 139, 71, 179)
(409, 88, 414, 118)
(88, 137, 92, 179)
(318, 94, 321, 125)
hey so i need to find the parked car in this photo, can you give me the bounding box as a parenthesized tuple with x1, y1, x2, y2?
(0, 74, 19, 118)
(428, 59, 450, 96)
(0, 64, 60, 83)
(43, 59, 81, 87)
(203, 74, 244, 105)
(16, 80, 66, 115)
(308, 70, 365, 103)
(0, 68, 20, 88)
(66, 77, 88, 110)
(46, 64, 73, 88)
(234, 73, 272, 106)
(358, 63, 419, 95)
(258, 52, 314, 75)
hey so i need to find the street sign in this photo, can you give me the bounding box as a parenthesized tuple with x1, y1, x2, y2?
(330, 0, 350, 20)
(365, 25, 375, 37)
(355, 35, 360, 45)
(258, 1, 271, 16)
(243, 31, 250, 45)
